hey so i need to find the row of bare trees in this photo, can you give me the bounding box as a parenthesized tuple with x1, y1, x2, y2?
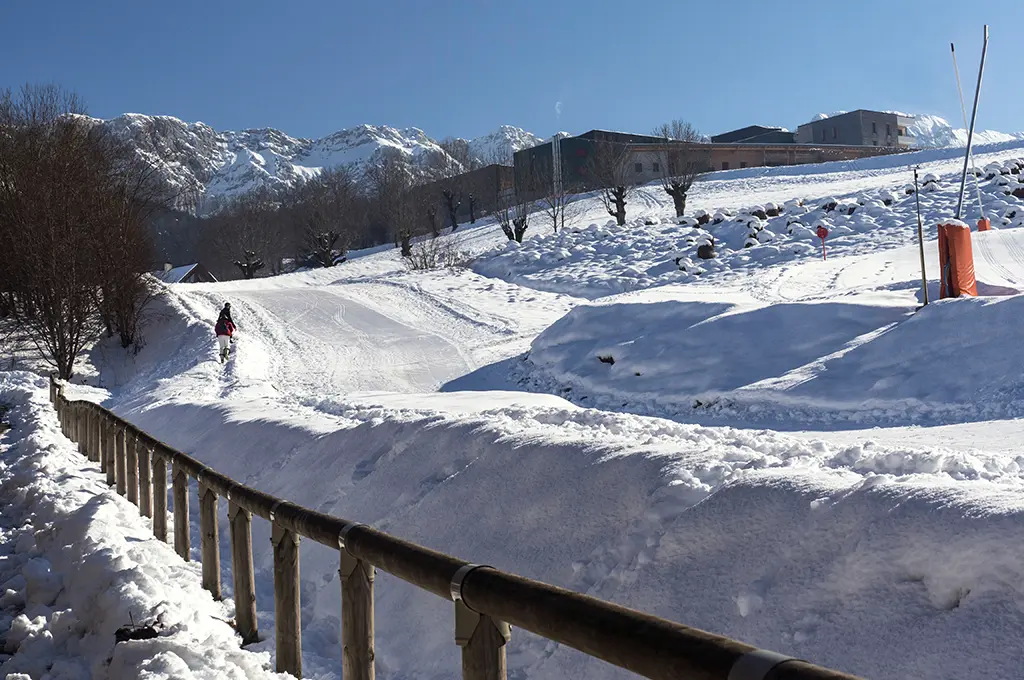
(0, 85, 171, 378)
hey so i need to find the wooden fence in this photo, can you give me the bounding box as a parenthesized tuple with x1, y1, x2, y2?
(49, 377, 862, 680)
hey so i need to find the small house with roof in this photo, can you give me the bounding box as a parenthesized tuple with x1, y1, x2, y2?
(152, 263, 218, 284)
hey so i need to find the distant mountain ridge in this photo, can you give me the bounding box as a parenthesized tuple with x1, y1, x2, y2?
(89, 114, 543, 213)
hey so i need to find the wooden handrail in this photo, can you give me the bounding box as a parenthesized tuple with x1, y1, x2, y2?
(48, 377, 864, 680)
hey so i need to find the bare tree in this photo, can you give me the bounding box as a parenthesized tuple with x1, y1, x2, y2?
(287, 166, 360, 267)
(652, 122, 711, 218)
(366, 151, 419, 251)
(651, 119, 708, 142)
(0, 84, 163, 376)
(494, 191, 530, 243)
(530, 160, 583, 234)
(586, 140, 636, 226)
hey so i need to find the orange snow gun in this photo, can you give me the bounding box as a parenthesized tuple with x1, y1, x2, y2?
(938, 220, 978, 298)
(977, 217, 991, 231)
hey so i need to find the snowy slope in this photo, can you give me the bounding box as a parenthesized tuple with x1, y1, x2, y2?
(15, 134, 1024, 679)
(466, 125, 544, 165)
(91, 114, 541, 212)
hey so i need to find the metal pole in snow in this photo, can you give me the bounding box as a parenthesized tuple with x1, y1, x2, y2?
(951, 42, 986, 220)
(914, 167, 929, 306)
(956, 25, 989, 220)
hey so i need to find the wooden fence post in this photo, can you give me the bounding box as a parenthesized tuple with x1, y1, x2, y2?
(126, 432, 139, 506)
(139, 444, 153, 518)
(199, 482, 221, 599)
(173, 462, 190, 561)
(153, 453, 168, 542)
(74, 405, 82, 449)
(341, 549, 375, 680)
(115, 426, 128, 496)
(456, 601, 510, 680)
(229, 502, 258, 644)
(272, 523, 301, 677)
(105, 419, 117, 487)
(85, 410, 95, 462)
(98, 417, 107, 475)
(91, 410, 100, 463)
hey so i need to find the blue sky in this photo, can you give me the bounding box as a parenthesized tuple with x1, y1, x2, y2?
(1, 0, 1020, 141)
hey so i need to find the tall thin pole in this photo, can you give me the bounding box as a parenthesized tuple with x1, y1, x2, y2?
(915, 168, 929, 306)
(951, 42, 985, 220)
(956, 25, 989, 220)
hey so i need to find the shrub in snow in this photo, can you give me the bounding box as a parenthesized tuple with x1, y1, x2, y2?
(997, 176, 1013, 187)
(749, 206, 768, 220)
(1004, 208, 1019, 221)
(644, 217, 658, 225)
(697, 239, 716, 259)
(678, 217, 698, 228)
(843, 204, 858, 215)
(743, 236, 759, 249)
(984, 163, 1002, 180)
(788, 225, 814, 240)
(821, 197, 838, 212)
(764, 202, 780, 217)
(694, 210, 711, 225)
(922, 173, 939, 186)
(756, 228, 776, 243)
(786, 215, 805, 226)
(905, 183, 916, 195)
(712, 212, 727, 224)
(880, 191, 897, 206)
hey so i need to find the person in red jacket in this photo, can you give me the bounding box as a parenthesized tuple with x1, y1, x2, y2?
(215, 303, 235, 362)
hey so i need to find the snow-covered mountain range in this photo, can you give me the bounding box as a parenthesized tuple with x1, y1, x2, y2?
(89, 114, 542, 213)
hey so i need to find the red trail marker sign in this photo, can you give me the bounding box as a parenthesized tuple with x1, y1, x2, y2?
(816, 225, 829, 260)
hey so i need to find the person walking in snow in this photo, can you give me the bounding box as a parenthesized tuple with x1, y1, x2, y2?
(215, 303, 236, 363)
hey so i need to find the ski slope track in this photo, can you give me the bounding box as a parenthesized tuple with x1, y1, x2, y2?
(8, 139, 1024, 679)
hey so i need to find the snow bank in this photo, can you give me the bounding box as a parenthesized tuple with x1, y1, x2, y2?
(519, 278, 1024, 428)
(0, 372, 289, 679)
(50, 369, 1024, 679)
(473, 147, 1024, 300)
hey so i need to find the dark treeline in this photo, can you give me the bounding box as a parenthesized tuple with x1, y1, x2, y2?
(0, 84, 172, 378)
(151, 147, 514, 281)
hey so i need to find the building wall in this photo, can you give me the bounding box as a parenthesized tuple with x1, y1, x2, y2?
(416, 164, 515, 220)
(796, 111, 912, 148)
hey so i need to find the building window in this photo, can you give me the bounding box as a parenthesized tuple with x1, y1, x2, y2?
(886, 124, 891, 136)
(722, 162, 730, 170)
(652, 162, 660, 173)
(872, 122, 877, 134)
(821, 129, 826, 142)
(873, 141, 878, 146)
(635, 162, 643, 173)
(740, 161, 747, 168)
(832, 126, 838, 140)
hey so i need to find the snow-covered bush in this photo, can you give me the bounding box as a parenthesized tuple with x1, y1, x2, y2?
(694, 209, 710, 225)
(880, 191, 897, 206)
(765, 202, 780, 217)
(821, 197, 838, 212)
(712, 212, 726, 224)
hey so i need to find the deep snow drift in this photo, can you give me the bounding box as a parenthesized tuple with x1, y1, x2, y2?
(10, 138, 1024, 679)
(0, 373, 289, 679)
